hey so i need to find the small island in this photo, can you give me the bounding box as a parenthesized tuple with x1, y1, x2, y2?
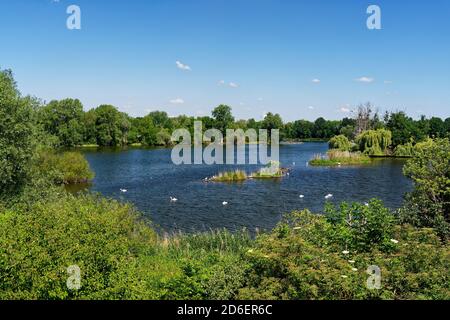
(209, 161, 288, 182)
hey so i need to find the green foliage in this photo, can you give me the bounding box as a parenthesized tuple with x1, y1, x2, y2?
(0, 69, 36, 199)
(393, 142, 414, 157)
(35, 151, 94, 185)
(324, 200, 396, 252)
(38, 99, 84, 147)
(0, 193, 156, 299)
(399, 138, 450, 238)
(238, 206, 449, 300)
(356, 129, 392, 155)
(329, 135, 351, 151)
(212, 105, 235, 134)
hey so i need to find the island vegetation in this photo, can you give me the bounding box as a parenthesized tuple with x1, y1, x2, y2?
(1, 68, 449, 300)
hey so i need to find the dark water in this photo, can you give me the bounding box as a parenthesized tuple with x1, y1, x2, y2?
(79, 143, 412, 233)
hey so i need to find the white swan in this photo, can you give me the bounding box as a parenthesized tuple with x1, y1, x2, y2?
(299, 195, 305, 198)
(325, 194, 333, 199)
(120, 188, 127, 193)
(222, 201, 228, 206)
(170, 196, 178, 202)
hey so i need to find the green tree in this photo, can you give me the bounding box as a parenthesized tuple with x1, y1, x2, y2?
(212, 105, 234, 134)
(356, 129, 392, 155)
(429, 117, 446, 138)
(38, 99, 84, 147)
(400, 138, 450, 238)
(0, 69, 36, 199)
(329, 135, 351, 151)
(94, 105, 123, 146)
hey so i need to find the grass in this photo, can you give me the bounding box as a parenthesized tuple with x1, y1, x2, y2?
(251, 168, 284, 178)
(211, 170, 248, 182)
(309, 150, 371, 166)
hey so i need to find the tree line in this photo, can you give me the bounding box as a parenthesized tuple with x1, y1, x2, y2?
(36, 99, 450, 148)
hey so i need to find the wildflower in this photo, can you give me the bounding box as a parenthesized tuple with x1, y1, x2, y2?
(390, 239, 399, 244)
(342, 250, 350, 255)
(348, 260, 355, 264)
(351, 268, 358, 272)
(341, 275, 348, 278)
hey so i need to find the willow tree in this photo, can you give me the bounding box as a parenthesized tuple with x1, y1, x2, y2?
(356, 129, 392, 155)
(328, 135, 351, 151)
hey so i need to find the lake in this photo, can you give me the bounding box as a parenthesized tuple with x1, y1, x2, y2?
(78, 142, 412, 233)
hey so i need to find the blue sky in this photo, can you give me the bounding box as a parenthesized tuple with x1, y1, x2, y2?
(1, 0, 449, 121)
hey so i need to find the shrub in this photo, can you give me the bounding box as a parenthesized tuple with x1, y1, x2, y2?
(393, 142, 414, 157)
(238, 206, 449, 300)
(35, 151, 94, 185)
(0, 193, 156, 299)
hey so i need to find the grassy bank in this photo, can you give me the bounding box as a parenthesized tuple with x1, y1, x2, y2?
(309, 150, 371, 166)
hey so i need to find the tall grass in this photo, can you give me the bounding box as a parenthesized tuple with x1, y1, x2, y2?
(310, 150, 370, 166)
(211, 170, 247, 182)
(159, 228, 253, 258)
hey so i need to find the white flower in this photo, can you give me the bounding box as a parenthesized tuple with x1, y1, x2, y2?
(348, 260, 355, 264)
(342, 250, 350, 255)
(351, 268, 358, 272)
(390, 239, 399, 244)
(341, 275, 348, 278)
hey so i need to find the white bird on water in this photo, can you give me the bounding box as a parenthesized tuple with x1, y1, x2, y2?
(325, 194, 333, 200)
(222, 201, 228, 206)
(299, 195, 305, 199)
(170, 196, 178, 202)
(120, 188, 127, 193)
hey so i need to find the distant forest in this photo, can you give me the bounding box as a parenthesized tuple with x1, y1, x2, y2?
(35, 95, 450, 148)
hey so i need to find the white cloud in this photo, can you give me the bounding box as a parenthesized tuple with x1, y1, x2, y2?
(169, 98, 184, 104)
(218, 80, 239, 88)
(355, 76, 374, 83)
(312, 79, 321, 83)
(175, 61, 191, 71)
(340, 107, 351, 113)
(308, 106, 314, 110)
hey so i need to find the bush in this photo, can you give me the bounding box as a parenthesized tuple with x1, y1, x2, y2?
(399, 138, 450, 239)
(0, 193, 156, 299)
(35, 151, 94, 185)
(393, 142, 414, 157)
(329, 135, 351, 151)
(238, 206, 449, 300)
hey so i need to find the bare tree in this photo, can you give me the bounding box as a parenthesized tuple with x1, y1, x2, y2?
(355, 102, 373, 135)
